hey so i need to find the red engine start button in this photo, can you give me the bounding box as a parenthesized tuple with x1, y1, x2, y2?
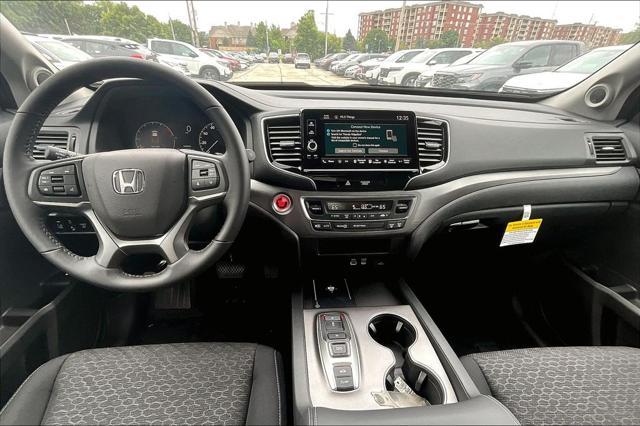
(272, 193, 293, 214)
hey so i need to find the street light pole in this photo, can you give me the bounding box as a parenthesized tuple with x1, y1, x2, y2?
(323, 0, 329, 55)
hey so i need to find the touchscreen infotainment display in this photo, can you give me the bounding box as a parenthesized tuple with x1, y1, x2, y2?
(324, 123, 408, 157)
(300, 110, 419, 172)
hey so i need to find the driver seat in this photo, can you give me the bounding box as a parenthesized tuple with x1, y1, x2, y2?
(0, 343, 285, 425)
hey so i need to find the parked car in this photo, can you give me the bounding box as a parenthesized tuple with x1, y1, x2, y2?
(294, 53, 311, 69)
(314, 53, 332, 66)
(25, 34, 92, 70)
(62, 35, 158, 61)
(344, 64, 360, 78)
(415, 50, 484, 87)
(431, 40, 585, 91)
(147, 38, 232, 81)
(317, 52, 348, 69)
(199, 48, 246, 71)
(333, 53, 386, 76)
(283, 53, 294, 64)
(365, 49, 424, 85)
(500, 44, 632, 94)
(379, 48, 482, 86)
(268, 52, 280, 63)
(354, 57, 385, 80)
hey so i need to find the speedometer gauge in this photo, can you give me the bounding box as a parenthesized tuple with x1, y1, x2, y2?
(135, 121, 176, 149)
(198, 122, 225, 154)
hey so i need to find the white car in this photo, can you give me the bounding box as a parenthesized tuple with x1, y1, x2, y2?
(379, 48, 483, 86)
(294, 53, 311, 69)
(415, 50, 484, 87)
(500, 44, 632, 94)
(330, 53, 360, 73)
(147, 38, 232, 81)
(365, 49, 424, 85)
(25, 34, 92, 70)
(344, 64, 359, 78)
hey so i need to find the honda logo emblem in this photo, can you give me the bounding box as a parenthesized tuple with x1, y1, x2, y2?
(112, 169, 145, 194)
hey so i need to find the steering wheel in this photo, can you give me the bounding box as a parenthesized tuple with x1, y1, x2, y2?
(3, 58, 250, 291)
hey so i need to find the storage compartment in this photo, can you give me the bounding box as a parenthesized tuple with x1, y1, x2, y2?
(368, 314, 445, 405)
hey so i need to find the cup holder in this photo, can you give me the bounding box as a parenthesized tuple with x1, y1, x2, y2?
(368, 314, 445, 405)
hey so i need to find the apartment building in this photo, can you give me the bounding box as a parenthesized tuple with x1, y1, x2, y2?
(475, 12, 556, 43)
(553, 23, 622, 48)
(358, 1, 483, 48)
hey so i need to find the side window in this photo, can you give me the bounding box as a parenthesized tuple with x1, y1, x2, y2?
(150, 41, 173, 55)
(549, 44, 576, 66)
(519, 45, 552, 67)
(172, 44, 198, 58)
(449, 50, 473, 62)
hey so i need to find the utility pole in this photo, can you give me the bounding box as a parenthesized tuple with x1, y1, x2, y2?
(169, 15, 176, 40)
(395, 0, 406, 52)
(265, 20, 270, 52)
(185, 0, 199, 47)
(64, 18, 72, 35)
(321, 0, 334, 55)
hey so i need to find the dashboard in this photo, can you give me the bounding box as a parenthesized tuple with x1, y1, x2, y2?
(38, 79, 639, 260)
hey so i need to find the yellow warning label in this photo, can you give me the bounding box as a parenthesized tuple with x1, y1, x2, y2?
(500, 219, 542, 247)
(505, 219, 543, 232)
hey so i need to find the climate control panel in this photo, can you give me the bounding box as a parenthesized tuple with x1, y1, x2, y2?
(303, 197, 414, 232)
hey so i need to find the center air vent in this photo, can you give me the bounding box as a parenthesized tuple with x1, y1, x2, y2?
(32, 129, 70, 160)
(587, 134, 627, 164)
(416, 117, 448, 170)
(264, 115, 302, 169)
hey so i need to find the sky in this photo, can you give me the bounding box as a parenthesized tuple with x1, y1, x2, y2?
(125, 1, 639, 37)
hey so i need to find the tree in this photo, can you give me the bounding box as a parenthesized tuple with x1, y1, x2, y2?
(439, 30, 460, 48)
(246, 29, 256, 48)
(343, 29, 357, 51)
(294, 10, 321, 57)
(268, 25, 285, 51)
(619, 23, 640, 44)
(474, 36, 506, 49)
(361, 28, 390, 53)
(254, 21, 269, 52)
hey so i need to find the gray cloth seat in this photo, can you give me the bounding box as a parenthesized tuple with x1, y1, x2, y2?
(0, 342, 285, 425)
(461, 346, 640, 425)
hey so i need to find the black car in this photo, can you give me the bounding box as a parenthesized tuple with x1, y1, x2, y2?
(431, 40, 585, 91)
(62, 36, 158, 61)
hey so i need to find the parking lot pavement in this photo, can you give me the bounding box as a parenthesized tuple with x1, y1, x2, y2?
(230, 63, 364, 86)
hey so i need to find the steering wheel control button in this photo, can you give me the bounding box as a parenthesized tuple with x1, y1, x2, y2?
(191, 159, 219, 190)
(272, 193, 293, 215)
(38, 164, 79, 196)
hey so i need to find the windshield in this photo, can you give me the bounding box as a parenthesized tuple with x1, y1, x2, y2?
(33, 39, 92, 62)
(557, 48, 630, 74)
(2, 0, 637, 97)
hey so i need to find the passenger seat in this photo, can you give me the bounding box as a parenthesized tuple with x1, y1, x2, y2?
(461, 346, 640, 425)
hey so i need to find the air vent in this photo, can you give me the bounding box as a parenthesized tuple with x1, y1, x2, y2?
(32, 129, 69, 160)
(416, 117, 448, 170)
(590, 134, 627, 163)
(264, 115, 302, 169)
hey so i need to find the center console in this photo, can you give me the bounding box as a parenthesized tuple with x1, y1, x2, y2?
(291, 279, 520, 425)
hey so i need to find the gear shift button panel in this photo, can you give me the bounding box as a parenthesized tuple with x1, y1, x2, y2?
(316, 312, 360, 391)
